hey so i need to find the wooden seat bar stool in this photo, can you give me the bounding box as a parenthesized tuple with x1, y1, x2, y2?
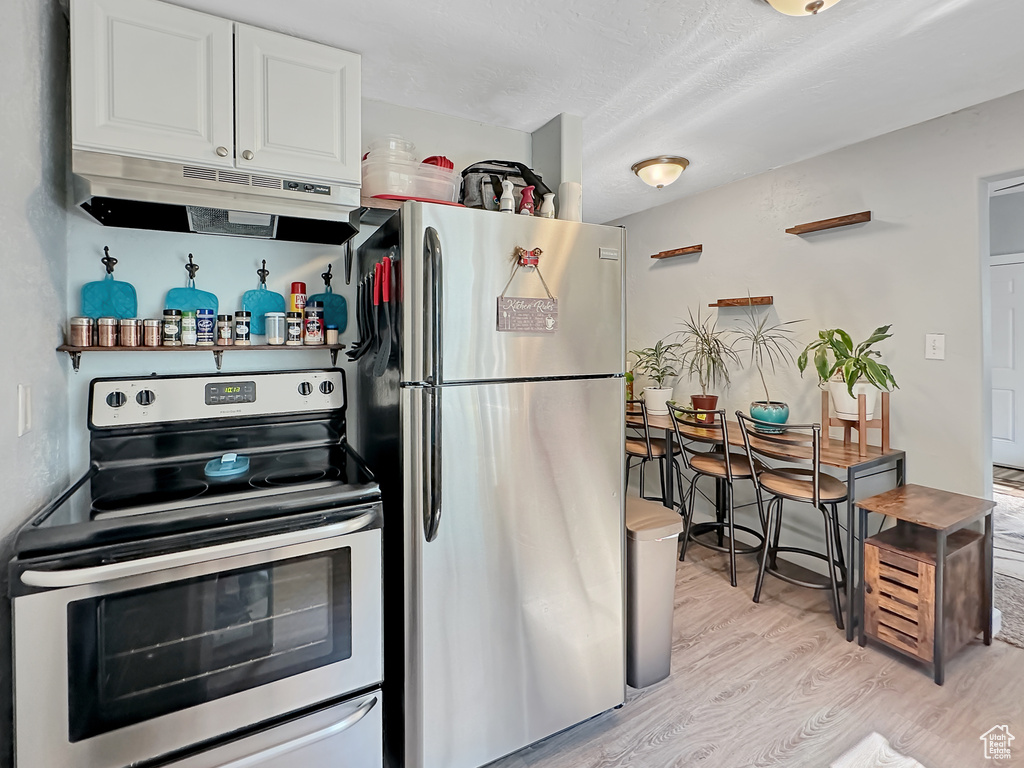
(669, 405, 765, 587)
(625, 399, 670, 503)
(736, 413, 848, 628)
(855, 484, 995, 685)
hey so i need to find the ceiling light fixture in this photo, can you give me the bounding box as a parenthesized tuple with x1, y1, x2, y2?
(631, 156, 689, 189)
(763, 0, 842, 15)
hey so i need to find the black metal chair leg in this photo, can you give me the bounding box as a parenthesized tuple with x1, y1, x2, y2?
(770, 498, 783, 569)
(831, 503, 847, 584)
(726, 482, 737, 587)
(716, 479, 725, 547)
(754, 496, 778, 603)
(821, 506, 845, 630)
(679, 473, 700, 562)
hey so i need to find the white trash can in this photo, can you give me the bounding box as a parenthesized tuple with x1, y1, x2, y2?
(625, 496, 683, 688)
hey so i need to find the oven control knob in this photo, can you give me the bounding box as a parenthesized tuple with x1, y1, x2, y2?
(105, 391, 127, 408)
(136, 389, 156, 407)
(298, 381, 313, 396)
(319, 381, 334, 395)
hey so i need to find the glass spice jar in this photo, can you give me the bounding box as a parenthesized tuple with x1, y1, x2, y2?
(196, 308, 215, 346)
(265, 312, 287, 345)
(217, 314, 233, 346)
(303, 302, 324, 345)
(69, 317, 93, 347)
(181, 311, 197, 346)
(143, 319, 162, 347)
(325, 324, 339, 345)
(97, 317, 118, 347)
(233, 311, 252, 346)
(285, 312, 303, 346)
(119, 318, 142, 347)
(162, 309, 182, 346)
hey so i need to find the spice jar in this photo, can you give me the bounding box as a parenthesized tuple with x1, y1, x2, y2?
(119, 318, 142, 347)
(196, 308, 215, 346)
(69, 317, 93, 347)
(285, 312, 303, 346)
(234, 310, 252, 346)
(303, 302, 324, 345)
(97, 317, 118, 347)
(217, 314, 233, 346)
(143, 319, 162, 347)
(265, 312, 287, 345)
(162, 309, 182, 346)
(325, 324, 339, 345)
(290, 282, 307, 313)
(181, 311, 197, 346)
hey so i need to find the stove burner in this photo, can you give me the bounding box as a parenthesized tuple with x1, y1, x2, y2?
(91, 480, 210, 514)
(254, 467, 341, 488)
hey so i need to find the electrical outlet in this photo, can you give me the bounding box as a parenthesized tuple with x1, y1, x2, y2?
(925, 333, 945, 360)
(17, 384, 31, 437)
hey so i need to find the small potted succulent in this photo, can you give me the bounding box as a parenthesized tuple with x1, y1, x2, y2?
(674, 308, 741, 421)
(797, 325, 898, 419)
(629, 339, 683, 415)
(734, 305, 803, 432)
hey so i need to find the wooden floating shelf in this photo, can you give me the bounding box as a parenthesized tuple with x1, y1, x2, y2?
(786, 211, 871, 235)
(57, 344, 348, 372)
(651, 244, 702, 260)
(709, 296, 773, 308)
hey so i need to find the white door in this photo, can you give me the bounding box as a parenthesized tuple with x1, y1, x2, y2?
(991, 259, 1024, 467)
(71, 0, 235, 167)
(234, 25, 361, 185)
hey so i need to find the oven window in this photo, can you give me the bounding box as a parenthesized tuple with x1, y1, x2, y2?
(67, 549, 352, 741)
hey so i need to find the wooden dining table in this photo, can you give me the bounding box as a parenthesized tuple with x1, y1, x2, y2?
(629, 408, 907, 642)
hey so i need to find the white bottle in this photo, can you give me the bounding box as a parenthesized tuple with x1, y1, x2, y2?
(557, 182, 582, 222)
(539, 193, 555, 219)
(499, 180, 515, 213)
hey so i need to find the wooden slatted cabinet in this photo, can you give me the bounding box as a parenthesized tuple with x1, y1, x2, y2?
(864, 525, 983, 666)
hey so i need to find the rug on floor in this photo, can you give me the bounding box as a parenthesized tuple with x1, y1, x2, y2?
(829, 733, 926, 768)
(993, 492, 1024, 648)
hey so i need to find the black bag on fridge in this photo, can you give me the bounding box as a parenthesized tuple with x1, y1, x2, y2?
(460, 160, 552, 211)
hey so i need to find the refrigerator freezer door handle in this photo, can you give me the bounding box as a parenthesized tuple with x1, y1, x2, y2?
(424, 386, 442, 542)
(424, 227, 443, 385)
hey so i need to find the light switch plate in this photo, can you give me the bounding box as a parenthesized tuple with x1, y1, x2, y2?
(925, 333, 945, 360)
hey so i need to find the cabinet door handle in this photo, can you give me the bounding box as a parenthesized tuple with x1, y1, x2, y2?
(242, 149, 255, 160)
(216, 146, 229, 157)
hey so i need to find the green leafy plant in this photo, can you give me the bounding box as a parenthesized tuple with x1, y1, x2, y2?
(629, 339, 683, 389)
(673, 309, 741, 395)
(796, 325, 899, 396)
(734, 305, 803, 404)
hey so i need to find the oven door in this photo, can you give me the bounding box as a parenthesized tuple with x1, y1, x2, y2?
(13, 507, 382, 768)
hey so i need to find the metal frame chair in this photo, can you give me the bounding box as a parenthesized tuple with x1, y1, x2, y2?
(625, 399, 669, 502)
(668, 404, 765, 587)
(735, 411, 848, 629)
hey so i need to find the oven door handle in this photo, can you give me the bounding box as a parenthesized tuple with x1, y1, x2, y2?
(20, 512, 377, 589)
(218, 694, 378, 768)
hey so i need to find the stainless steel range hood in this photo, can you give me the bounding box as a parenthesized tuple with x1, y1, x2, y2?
(72, 151, 361, 246)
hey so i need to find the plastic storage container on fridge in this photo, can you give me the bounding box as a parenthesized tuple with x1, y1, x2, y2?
(361, 158, 460, 203)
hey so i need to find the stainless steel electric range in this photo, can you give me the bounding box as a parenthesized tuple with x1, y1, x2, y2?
(10, 369, 383, 768)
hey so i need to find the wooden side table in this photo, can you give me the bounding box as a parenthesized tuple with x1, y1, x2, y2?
(855, 484, 996, 684)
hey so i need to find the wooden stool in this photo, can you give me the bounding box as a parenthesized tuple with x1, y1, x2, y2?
(855, 484, 996, 684)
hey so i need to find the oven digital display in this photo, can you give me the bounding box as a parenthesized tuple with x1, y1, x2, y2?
(205, 381, 256, 405)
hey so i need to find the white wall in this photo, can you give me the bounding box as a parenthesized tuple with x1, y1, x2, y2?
(613, 91, 1024, 551)
(0, 1, 69, 764)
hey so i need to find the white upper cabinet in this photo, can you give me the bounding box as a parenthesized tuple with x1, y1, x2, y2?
(71, 0, 362, 186)
(71, 0, 235, 167)
(235, 25, 361, 185)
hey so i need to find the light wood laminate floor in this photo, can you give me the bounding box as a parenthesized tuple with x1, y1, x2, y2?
(488, 543, 1024, 768)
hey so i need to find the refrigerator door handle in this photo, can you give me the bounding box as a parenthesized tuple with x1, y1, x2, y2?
(424, 226, 443, 385)
(424, 386, 443, 541)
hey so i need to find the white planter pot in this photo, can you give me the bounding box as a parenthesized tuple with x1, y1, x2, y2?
(828, 380, 879, 421)
(642, 387, 674, 416)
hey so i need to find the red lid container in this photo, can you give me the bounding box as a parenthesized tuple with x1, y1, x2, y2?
(291, 282, 306, 294)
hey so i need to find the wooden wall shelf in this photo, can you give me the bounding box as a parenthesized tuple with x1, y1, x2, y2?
(58, 344, 348, 372)
(651, 244, 702, 260)
(786, 211, 871, 235)
(708, 296, 773, 308)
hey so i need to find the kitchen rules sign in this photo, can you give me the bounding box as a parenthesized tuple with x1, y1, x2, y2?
(497, 247, 558, 333)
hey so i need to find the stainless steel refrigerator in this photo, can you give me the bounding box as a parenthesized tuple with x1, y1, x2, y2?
(356, 202, 625, 768)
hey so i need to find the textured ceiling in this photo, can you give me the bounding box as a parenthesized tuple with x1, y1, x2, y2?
(171, 0, 1024, 223)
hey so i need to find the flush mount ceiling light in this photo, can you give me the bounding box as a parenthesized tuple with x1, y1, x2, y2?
(763, 0, 842, 15)
(631, 156, 689, 188)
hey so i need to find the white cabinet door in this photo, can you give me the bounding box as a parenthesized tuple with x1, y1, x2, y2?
(71, 0, 235, 167)
(234, 24, 361, 185)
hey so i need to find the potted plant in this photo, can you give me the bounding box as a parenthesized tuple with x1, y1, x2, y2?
(734, 305, 803, 432)
(674, 308, 741, 421)
(796, 325, 898, 420)
(629, 339, 683, 415)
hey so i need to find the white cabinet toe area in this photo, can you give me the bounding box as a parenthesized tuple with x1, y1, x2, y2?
(71, 0, 361, 186)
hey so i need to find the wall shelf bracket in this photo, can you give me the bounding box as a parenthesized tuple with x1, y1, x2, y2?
(786, 211, 871, 235)
(651, 244, 702, 260)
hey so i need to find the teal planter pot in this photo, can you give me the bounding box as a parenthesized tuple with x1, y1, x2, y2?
(750, 401, 789, 433)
